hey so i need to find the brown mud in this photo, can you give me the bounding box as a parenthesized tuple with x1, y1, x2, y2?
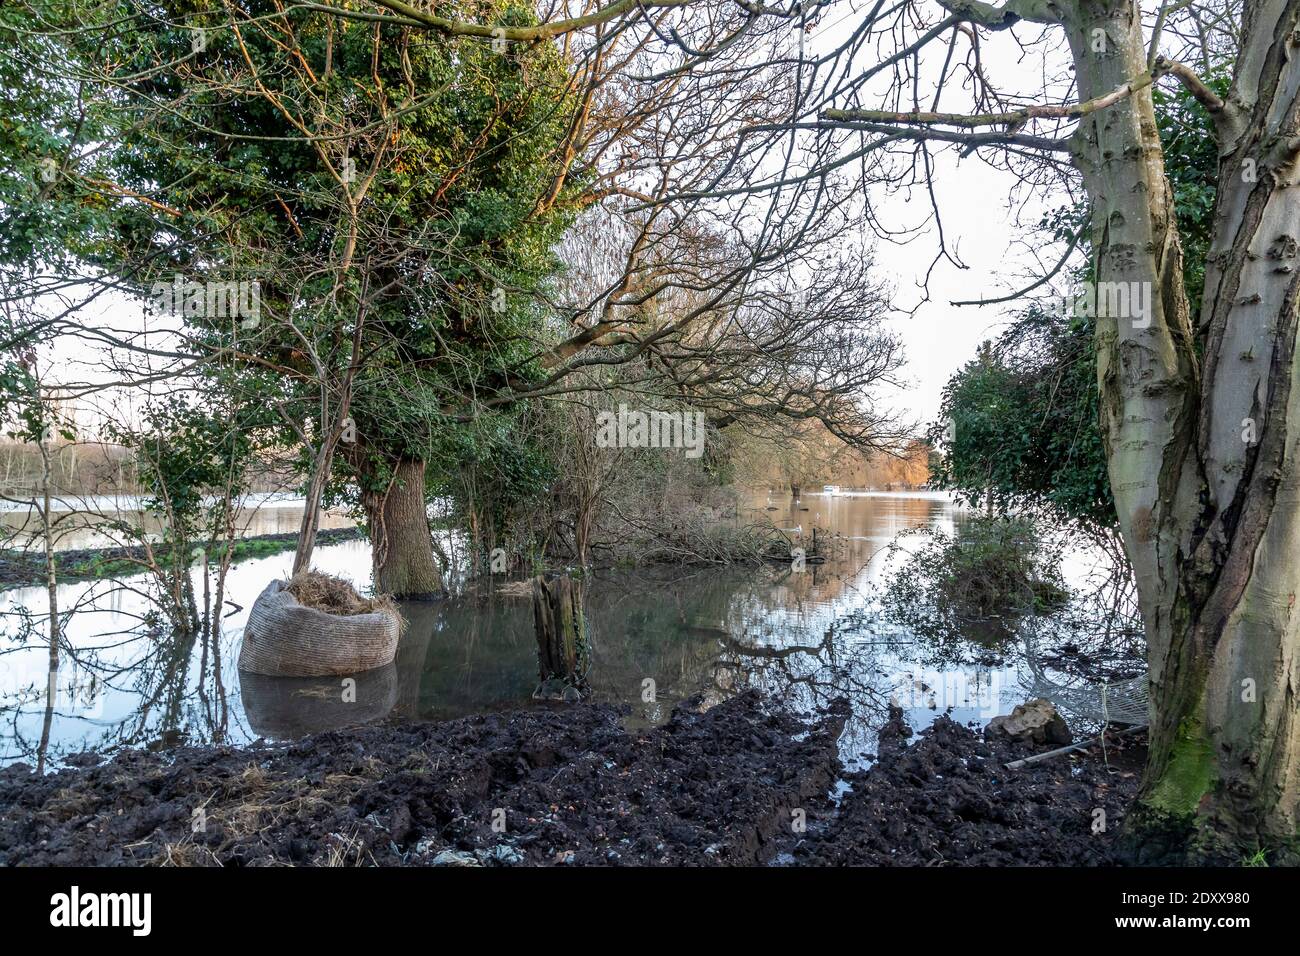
(0, 692, 1142, 866)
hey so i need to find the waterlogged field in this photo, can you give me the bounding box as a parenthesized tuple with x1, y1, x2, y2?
(0, 492, 356, 553)
(0, 492, 1122, 771)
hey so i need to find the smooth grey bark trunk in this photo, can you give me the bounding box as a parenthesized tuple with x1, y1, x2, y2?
(1060, 0, 1300, 855)
(944, 0, 1300, 855)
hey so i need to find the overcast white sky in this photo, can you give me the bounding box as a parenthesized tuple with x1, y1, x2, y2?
(809, 10, 1075, 433)
(872, 152, 1059, 431)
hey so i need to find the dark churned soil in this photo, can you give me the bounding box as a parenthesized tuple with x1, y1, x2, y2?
(792, 708, 1145, 866)
(0, 692, 1143, 867)
(0, 691, 845, 866)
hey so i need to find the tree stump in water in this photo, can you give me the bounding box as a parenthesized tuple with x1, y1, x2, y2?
(531, 573, 590, 700)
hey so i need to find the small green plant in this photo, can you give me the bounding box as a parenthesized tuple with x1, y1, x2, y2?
(882, 515, 1070, 656)
(1242, 847, 1269, 867)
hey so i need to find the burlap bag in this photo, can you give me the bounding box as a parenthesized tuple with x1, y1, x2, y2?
(238, 579, 401, 677)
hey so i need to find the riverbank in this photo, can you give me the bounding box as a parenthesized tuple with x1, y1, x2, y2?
(0, 527, 366, 592)
(0, 691, 1144, 866)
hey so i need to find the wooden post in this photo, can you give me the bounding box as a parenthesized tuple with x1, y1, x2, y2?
(531, 573, 590, 699)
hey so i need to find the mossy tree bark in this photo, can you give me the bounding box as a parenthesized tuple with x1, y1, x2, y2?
(532, 573, 590, 695)
(940, 0, 1300, 858)
(1065, 0, 1300, 857)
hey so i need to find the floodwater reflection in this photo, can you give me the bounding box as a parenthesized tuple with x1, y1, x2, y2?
(1, 492, 1110, 771)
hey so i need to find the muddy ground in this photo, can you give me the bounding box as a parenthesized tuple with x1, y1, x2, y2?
(792, 707, 1143, 865)
(0, 692, 1142, 866)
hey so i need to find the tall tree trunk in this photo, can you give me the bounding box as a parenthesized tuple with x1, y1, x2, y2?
(37, 434, 58, 775)
(363, 458, 443, 599)
(1148, 0, 1300, 856)
(292, 316, 365, 576)
(1060, 0, 1300, 858)
(292, 418, 345, 576)
(1064, 0, 1203, 845)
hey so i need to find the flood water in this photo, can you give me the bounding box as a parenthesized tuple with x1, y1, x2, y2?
(0, 491, 1121, 770)
(0, 492, 356, 552)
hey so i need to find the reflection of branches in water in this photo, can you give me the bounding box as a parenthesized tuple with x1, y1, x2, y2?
(662, 534, 911, 755)
(687, 513, 1149, 759)
(1025, 613, 1145, 683)
(1044, 529, 1144, 674)
(74, 622, 230, 756)
(999, 525, 1145, 685)
(0, 590, 66, 767)
(724, 549, 902, 662)
(0, 451, 306, 763)
(576, 552, 905, 751)
(876, 517, 1145, 680)
(713, 625, 895, 759)
(0, 577, 230, 765)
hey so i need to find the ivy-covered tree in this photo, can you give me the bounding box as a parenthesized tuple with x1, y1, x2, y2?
(11, 1, 583, 597)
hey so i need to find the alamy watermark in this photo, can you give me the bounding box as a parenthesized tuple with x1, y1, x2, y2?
(1047, 280, 1152, 329)
(595, 404, 705, 458)
(150, 275, 261, 328)
(889, 668, 1005, 718)
(50, 886, 151, 936)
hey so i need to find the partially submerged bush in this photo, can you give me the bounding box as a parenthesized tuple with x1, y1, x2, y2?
(882, 516, 1069, 655)
(285, 570, 398, 619)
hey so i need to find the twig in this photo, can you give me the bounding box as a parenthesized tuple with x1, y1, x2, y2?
(1004, 723, 1146, 769)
